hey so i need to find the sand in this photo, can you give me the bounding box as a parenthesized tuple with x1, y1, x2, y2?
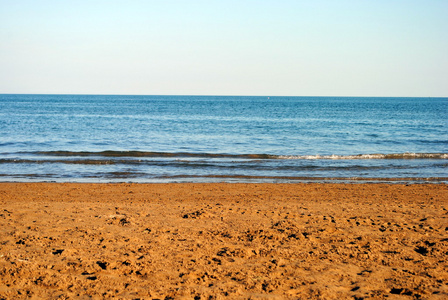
(0, 182, 447, 299)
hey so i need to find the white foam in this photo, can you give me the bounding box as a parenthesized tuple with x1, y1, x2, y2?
(278, 153, 448, 160)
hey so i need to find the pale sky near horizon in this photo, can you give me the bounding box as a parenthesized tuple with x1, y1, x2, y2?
(1, 0, 447, 97)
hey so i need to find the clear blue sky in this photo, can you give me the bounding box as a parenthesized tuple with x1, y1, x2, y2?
(1, 0, 447, 96)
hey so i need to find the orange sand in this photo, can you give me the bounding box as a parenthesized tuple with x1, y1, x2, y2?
(0, 183, 447, 299)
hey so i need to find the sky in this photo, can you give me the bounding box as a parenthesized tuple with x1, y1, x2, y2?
(1, 0, 447, 97)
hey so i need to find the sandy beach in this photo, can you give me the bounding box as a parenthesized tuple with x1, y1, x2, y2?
(0, 183, 447, 299)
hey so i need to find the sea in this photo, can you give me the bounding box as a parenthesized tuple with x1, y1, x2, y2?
(0, 94, 447, 183)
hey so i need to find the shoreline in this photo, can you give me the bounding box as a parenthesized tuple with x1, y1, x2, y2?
(1, 175, 447, 184)
(1, 183, 447, 299)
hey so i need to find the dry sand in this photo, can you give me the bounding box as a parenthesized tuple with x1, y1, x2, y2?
(0, 182, 447, 299)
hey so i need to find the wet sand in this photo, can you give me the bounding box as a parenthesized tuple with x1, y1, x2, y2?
(1, 183, 447, 299)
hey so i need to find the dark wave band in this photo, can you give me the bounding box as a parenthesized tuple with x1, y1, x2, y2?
(26, 151, 448, 160)
(33, 151, 275, 159)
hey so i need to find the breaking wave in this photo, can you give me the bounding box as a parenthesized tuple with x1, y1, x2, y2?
(26, 151, 448, 160)
(278, 153, 448, 160)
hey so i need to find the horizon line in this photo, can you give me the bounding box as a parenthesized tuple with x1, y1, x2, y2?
(1, 93, 446, 98)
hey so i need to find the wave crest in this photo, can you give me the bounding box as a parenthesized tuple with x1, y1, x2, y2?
(278, 153, 448, 160)
(31, 151, 448, 160)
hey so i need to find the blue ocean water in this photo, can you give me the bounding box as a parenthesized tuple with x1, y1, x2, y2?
(0, 94, 447, 182)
